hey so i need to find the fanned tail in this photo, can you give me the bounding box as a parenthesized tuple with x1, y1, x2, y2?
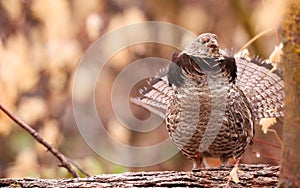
(133, 50, 285, 120)
(131, 73, 173, 119)
(235, 54, 284, 119)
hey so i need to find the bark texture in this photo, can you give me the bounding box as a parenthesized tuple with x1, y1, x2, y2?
(280, 0, 300, 187)
(0, 164, 278, 187)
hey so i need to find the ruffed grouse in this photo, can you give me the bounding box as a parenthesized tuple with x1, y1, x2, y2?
(132, 33, 284, 170)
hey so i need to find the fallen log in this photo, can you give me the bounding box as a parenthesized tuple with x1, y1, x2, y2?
(0, 164, 279, 187)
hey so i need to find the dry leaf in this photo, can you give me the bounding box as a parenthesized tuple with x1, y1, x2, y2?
(268, 43, 283, 64)
(234, 49, 251, 61)
(259, 117, 277, 134)
(266, 43, 283, 72)
(229, 166, 240, 184)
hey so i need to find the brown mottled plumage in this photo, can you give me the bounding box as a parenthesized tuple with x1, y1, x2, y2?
(132, 33, 284, 170)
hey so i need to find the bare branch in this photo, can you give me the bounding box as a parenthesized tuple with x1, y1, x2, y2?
(0, 103, 90, 178)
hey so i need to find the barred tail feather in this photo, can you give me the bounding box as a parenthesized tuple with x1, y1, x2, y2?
(130, 98, 166, 119)
(131, 76, 173, 119)
(235, 57, 284, 119)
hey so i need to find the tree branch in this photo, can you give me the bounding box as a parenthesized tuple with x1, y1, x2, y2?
(0, 103, 89, 178)
(279, 0, 300, 186)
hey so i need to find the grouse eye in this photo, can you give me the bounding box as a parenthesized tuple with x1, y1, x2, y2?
(200, 36, 210, 44)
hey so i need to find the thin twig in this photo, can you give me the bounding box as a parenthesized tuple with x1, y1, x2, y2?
(66, 157, 90, 177)
(229, 0, 266, 57)
(268, 129, 284, 147)
(237, 28, 273, 53)
(253, 137, 281, 149)
(225, 157, 241, 188)
(0, 103, 87, 178)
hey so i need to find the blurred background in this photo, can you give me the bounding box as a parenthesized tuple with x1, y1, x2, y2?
(0, 0, 286, 178)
